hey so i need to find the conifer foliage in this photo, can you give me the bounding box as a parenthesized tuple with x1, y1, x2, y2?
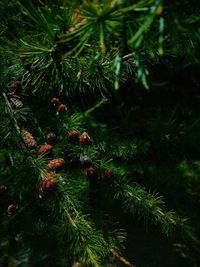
(0, 1, 199, 267)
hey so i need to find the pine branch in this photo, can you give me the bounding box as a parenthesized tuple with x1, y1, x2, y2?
(112, 175, 198, 242)
(111, 249, 135, 267)
(58, 194, 109, 266)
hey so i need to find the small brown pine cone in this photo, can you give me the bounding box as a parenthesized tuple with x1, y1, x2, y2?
(84, 167, 96, 178)
(9, 97, 23, 108)
(79, 132, 92, 144)
(51, 97, 59, 105)
(48, 158, 65, 171)
(10, 80, 21, 89)
(38, 144, 53, 156)
(56, 104, 67, 116)
(0, 185, 7, 194)
(46, 132, 57, 145)
(21, 129, 37, 148)
(103, 168, 112, 179)
(100, 168, 113, 182)
(68, 130, 79, 142)
(10, 80, 21, 94)
(57, 104, 66, 112)
(80, 155, 92, 168)
(38, 175, 57, 198)
(7, 204, 18, 215)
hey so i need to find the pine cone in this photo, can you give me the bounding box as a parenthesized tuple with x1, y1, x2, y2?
(46, 132, 57, 145)
(48, 158, 65, 170)
(51, 97, 59, 105)
(10, 80, 21, 94)
(57, 104, 66, 112)
(0, 185, 7, 194)
(38, 144, 53, 155)
(7, 204, 18, 215)
(38, 174, 57, 198)
(84, 167, 96, 178)
(80, 155, 92, 168)
(21, 129, 37, 148)
(79, 132, 92, 144)
(103, 168, 112, 180)
(9, 97, 23, 108)
(68, 130, 79, 142)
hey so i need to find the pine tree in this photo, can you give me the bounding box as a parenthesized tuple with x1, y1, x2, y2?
(0, 1, 199, 267)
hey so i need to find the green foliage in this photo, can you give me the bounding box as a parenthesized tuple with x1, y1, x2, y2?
(0, 1, 199, 267)
(1, 0, 198, 96)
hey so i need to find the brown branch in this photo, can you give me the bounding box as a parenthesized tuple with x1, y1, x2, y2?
(111, 249, 136, 267)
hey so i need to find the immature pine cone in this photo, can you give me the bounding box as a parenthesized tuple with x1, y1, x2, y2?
(38, 174, 57, 198)
(79, 132, 92, 144)
(10, 80, 21, 89)
(9, 97, 23, 108)
(80, 155, 92, 168)
(68, 130, 79, 142)
(103, 168, 112, 179)
(0, 185, 7, 194)
(46, 132, 57, 145)
(7, 204, 18, 215)
(10, 80, 21, 94)
(21, 129, 37, 148)
(38, 144, 53, 155)
(84, 167, 96, 178)
(48, 158, 65, 170)
(57, 104, 66, 112)
(51, 97, 59, 105)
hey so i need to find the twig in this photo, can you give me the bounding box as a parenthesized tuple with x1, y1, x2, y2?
(111, 249, 136, 267)
(122, 53, 134, 62)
